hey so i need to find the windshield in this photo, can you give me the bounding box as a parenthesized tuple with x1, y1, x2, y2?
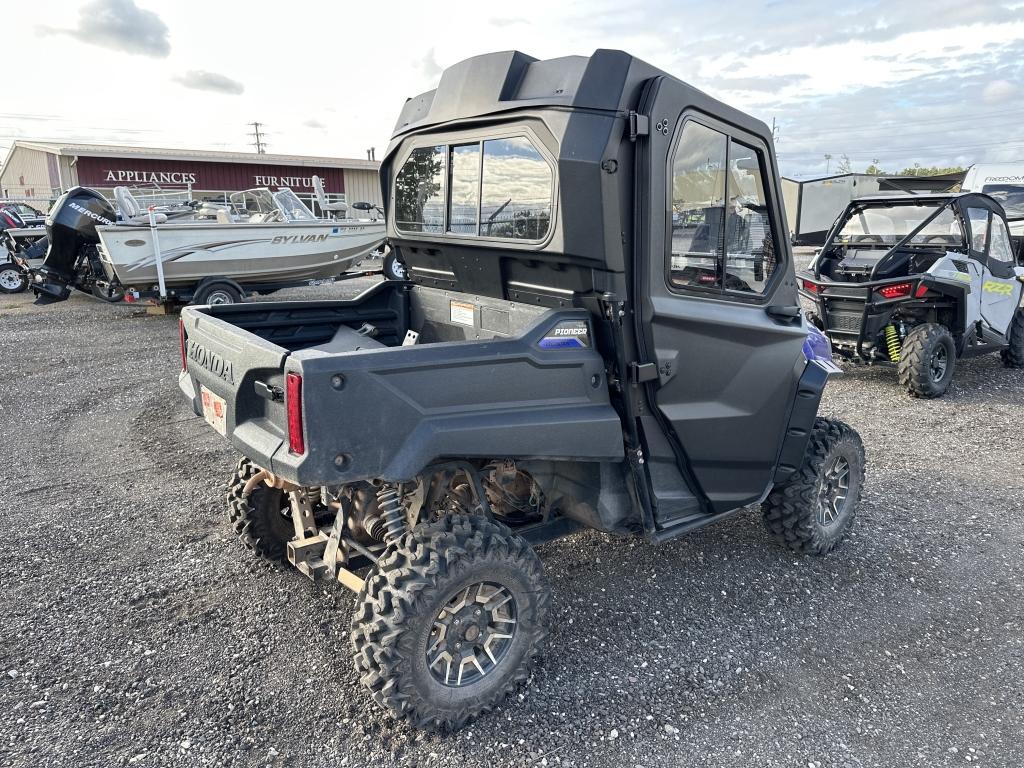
(981, 184, 1024, 219)
(836, 202, 965, 247)
(272, 188, 317, 222)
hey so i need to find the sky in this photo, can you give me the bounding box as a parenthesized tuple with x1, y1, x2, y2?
(2, 0, 1023, 178)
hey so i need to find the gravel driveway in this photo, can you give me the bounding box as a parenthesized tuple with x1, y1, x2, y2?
(1, 273, 1021, 768)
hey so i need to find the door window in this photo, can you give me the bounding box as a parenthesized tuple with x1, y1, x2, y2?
(669, 122, 727, 289)
(966, 207, 991, 253)
(989, 218, 1015, 264)
(669, 121, 780, 295)
(724, 140, 777, 293)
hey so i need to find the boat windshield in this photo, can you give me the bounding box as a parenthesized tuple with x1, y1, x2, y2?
(836, 202, 965, 247)
(230, 189, 278, 217)
(982, 184, 1024, 219)
(272, 188, 317, 222)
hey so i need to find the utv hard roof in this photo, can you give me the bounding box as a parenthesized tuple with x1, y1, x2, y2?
(390, 48, 762, 139)
(850, 191, 1007, 213)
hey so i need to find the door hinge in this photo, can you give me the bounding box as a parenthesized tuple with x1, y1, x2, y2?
(630, 362, 659, 384)
(628, 111, 649, 141)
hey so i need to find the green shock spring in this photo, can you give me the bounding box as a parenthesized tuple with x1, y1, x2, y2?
(884, 324, 901, 362)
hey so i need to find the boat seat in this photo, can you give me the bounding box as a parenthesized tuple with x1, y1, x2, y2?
(309, 324, 386, 354)
(113, 186, 167, 225)
(312, 175, 347, 217)
(215, 209, 233, 224)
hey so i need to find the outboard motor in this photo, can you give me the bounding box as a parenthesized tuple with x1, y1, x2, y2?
(31, 186, 115, 303)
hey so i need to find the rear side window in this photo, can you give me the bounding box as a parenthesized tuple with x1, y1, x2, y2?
(480, 137, 553, 240)
(966, 207, 990, 253)
(669, 121, 780, 295)
(395, 145, 445, 233)
(448, 144, 480, 234)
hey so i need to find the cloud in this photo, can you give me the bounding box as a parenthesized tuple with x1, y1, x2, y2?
(303, 119, 327, 130)
(172, 70, 244, 95)
(37, 0, 170, 58)
(420, 48, 443, 79)
(982, 79, 1019, 103)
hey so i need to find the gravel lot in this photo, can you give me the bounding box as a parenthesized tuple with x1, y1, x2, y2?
(2, 264, 1022, 768)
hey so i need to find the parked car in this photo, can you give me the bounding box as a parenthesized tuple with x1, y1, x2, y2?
(176, 49, 866, 730)
(799, 193, 1024, 397)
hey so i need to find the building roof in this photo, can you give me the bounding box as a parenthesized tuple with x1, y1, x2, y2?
(6, 140, 380, 170)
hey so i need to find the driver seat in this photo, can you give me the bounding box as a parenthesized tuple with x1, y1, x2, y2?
(114, 187, 168, 225)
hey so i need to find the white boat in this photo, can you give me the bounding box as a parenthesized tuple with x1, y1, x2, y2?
(96, 187, 385, 290)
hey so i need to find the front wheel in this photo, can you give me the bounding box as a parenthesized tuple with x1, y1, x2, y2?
(1000, 307, 1024, 368)
(351, 514, 550, 730)
(762, 417, 866, 555)
(897, 323, 956, 398)
(0, 262, 28, 293)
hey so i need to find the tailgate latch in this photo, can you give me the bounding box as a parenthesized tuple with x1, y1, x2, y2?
(254, 380, 284, 402)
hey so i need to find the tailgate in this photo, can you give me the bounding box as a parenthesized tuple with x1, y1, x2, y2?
(178, 306, 289, 468)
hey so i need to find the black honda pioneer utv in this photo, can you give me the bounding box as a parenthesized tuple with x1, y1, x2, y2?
(177, 49, 866, 729)
(799, 193, 1024, 398)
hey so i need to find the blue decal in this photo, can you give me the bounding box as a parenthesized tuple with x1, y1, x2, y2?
(539, 337, 586, 349)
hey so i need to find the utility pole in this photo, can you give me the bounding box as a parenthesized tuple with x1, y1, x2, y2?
(248, 122, 267, 154)
(770, 117, 779, 144)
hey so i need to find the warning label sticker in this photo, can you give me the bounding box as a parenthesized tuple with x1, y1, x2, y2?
(450, 300, 475, 326)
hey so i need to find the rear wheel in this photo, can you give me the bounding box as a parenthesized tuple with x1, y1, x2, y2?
(762, 417, 866, 555)
(226, 459, 294, 562)
(1000, 307, 1024, 368)
(897, 323, 956, 398)
(0, 262, 27, 293)
(382, 251, 407, 281)
(351, 514, 550, 730)
(194, 281, 243, 306)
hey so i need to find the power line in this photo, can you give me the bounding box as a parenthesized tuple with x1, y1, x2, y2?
(248, 121, 267, 154)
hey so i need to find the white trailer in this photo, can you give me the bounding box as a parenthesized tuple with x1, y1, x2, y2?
(961, 163, 1024, 237)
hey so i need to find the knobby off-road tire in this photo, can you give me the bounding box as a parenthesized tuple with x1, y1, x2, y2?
(897, 323, 956, 398)
(762, 417, 866, 555)
(225, 458, 294, 562)
(1000, 307, 1024, 368)
(351, 514, 550, 730)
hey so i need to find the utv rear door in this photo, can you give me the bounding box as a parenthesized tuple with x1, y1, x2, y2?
(635, 79, 808, 515)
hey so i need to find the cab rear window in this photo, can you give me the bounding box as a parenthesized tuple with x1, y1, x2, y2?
(395, 136, 553, 241)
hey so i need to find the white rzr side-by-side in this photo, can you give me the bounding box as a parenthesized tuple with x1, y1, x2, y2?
(799, 193, 1024, 397)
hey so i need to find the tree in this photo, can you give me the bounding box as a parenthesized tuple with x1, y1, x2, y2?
(837, 154, 852, 174)
(896, 165, 966, 177)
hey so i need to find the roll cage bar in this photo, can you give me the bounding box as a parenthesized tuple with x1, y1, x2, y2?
(813, 197, 965, 281)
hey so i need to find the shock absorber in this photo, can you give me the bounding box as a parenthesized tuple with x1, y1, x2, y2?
(375, 484, 407, 545)
(884, 324, 902, 363)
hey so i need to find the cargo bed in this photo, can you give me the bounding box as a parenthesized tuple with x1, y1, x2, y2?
(178, 281, 626, 486)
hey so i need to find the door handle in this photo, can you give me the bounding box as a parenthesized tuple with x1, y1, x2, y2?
(766, 304, 801, 321)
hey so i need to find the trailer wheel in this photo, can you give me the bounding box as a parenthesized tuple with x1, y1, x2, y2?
(351, 514, 550, 730)
(382, 251, 407, 281)
(226, 458, 294, 562)
(0, 262, 27, 293)
(762, 417, 865, 555)
(897, 323, 956, 398)
(91, 283, 125, 303)
(1000, 307, 1024, 368)
(194, 281, 243, 305)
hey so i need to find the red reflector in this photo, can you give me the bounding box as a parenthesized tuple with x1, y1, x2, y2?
(286, 372, 305, 455)
(914, 283, 929, 298)
(801, 279, 820, 294)
(178, 319, 187, 371)
(877, 282, 912, 299)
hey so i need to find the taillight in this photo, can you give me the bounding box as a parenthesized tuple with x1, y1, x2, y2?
(877, 282, 912, 300)
(178, 319, 187, 371)
(286, 372, 305, 455)
(914, 283, 930, 298)
(801, 278, 820, 294)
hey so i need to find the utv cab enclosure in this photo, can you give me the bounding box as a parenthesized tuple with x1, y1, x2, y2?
(178, 49, 865, 729)
(800, 193, 1024, 398)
